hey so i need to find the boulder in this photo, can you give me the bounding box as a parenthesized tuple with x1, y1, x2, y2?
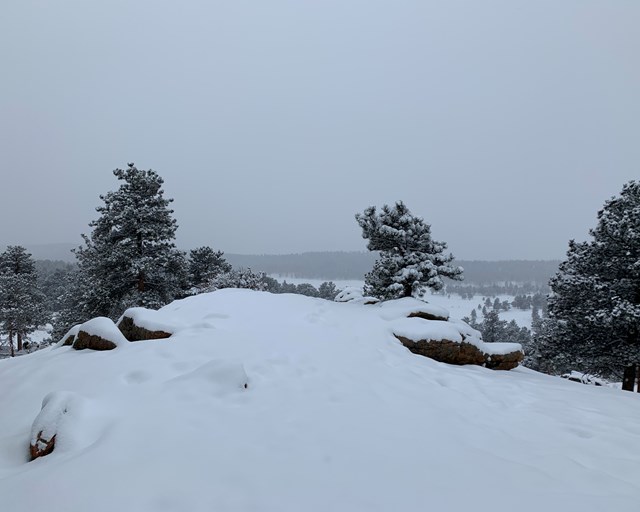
(73, 317, 128, 351)
(392, 317, 523, 370)
(484, 350, 524, 371)
(395, 335, 486, 366)
(30, 430, 56, 460)
(116, 307, 176, 342)
(55, 324, 80, 348)
(118, 315, 172, 342)
(29, 391, 78, 460)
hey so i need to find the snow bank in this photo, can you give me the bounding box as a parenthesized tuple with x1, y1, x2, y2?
(1, 290, 639, 512)
(29, 391, 108, 460)
(376, 296, 450, 321)
(482, 341, 523, 356)
(390, 317, 463, 343)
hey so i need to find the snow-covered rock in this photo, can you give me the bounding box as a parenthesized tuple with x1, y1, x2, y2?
(73, 317, 129, 351)
(55, 324, 81, 347)
(380, 298, 523, 370)
(334, 286, 379, 304)
(117, 307, 177, 342)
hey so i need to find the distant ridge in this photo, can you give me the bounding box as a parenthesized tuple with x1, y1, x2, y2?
(13, 245, 560, 285)
(0, 243, 77, 262)
(225, 252, 560, 285)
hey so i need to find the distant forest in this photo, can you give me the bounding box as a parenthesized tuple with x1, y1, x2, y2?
(226, 252, 560, 286)
(30, 251, 560, 289)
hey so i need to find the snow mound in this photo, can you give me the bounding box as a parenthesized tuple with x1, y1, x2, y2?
(334, 286, 379, 304)
(1, 290, 639, 512)
(168, 360, 249, 397)
(29, 391, 108, 460)
(376, 296, 449, 321)
(390, 317, 463, 343)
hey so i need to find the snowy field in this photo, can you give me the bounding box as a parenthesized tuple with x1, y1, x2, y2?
(272, 276, 534, 328)
(1, 289, 639, 512)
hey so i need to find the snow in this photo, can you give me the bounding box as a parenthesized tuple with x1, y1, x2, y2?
(390, 317, 463, 343)
(1, 289, 639, 512)
(481, 341, 523, 356)
(376, 296, 449, 320)
(270, 277, 534, 329)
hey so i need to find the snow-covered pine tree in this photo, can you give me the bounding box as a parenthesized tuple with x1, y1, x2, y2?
(74, 164, 187, 320)
(318, 281, 339, 300)
(0, 246, 46, 355)
(542, 180, 640, 378)
(355, 201, 463, 300)
(205, 268, 267, 292)
(187, 246, 232, 293)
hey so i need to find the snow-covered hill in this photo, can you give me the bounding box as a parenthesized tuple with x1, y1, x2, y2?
(1, 290, 639, 511)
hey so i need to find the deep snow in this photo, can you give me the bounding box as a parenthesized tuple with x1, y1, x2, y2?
(1, 289, 639, 512)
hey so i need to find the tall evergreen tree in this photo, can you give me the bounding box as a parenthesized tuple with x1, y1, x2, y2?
(542, 181, 640, 378)
(74, 164, 186, 320)
(355, 201, 463, 300)
(0, 246, 46, 355)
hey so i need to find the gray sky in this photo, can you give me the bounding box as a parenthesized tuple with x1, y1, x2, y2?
(1, 0, 638, 260)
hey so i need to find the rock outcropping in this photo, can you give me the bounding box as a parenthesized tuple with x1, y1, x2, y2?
(72, 317, 128, 351)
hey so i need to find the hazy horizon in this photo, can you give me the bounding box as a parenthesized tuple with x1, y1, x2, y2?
(2, 1, 638, 260)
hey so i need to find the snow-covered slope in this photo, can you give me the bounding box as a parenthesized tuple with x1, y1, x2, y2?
(1, 290, 639, 511)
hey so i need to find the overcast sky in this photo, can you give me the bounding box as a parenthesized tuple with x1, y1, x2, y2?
(1, 1, 638, 260)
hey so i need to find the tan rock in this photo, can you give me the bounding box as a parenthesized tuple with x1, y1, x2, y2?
(117, 315, 172, 342)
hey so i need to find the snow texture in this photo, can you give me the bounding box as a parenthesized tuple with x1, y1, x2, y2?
(376, 296, 450, 321)
(390, 317, 463, 343)
(1, 289, 639, 512)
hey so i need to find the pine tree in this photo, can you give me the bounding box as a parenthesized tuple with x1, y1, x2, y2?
(0, 246, 46, 355)
(542, 181, 640, 378)
(74, 164, 187, 320)
(206, 268, 267, 292)
(480, 310, 508, 343)
(318, 281, 339, 300)
(355, 201, 463, 300)
(187, 247, 231, 293)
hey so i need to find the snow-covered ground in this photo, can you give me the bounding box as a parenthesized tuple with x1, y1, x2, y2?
(271, 276, 534, 328)
(1, 290, 639, 512)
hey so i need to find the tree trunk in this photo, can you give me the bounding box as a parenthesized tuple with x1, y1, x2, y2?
(138, 273, 145, 292)
(403, 283, 413, 298)
(17, 332, 23, 352)
(8, 331, 14, 358)
(622, 365, 637, 391)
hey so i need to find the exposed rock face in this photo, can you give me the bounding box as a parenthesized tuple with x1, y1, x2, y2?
(73, 330, 118, 350)
(61, 333, 76, 346)
(484, 351, 524, 370)
(407, 310, 449, 322)
(118, 315, 172, 342)
(72, 318, 127, 351)
(395, 335, 486, 366)
(30, 431, 56, 460)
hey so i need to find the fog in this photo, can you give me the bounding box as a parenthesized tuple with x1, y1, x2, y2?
(1, 0, 638, 259)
